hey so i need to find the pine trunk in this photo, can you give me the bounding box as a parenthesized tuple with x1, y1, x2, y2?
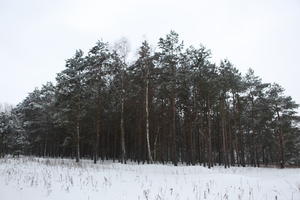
(76, 116, 80, 163)
(171, 95, 177, 166)
(221, 97, 228, 168)
(276, 110, 285, 168)
(120, 97, 126, 163)
(120, 64, 126, 163)
(207, 97, 212, 168)
(145, 67, 153, 163)
(94, 116, 100, 164)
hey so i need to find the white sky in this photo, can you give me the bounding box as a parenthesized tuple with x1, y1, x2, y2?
(1, 0, 300, 109)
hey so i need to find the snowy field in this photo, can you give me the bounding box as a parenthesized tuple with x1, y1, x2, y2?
(0, 157, 299, 200)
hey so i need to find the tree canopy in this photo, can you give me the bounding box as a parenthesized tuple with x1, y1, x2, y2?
(1, 31, 299, 168)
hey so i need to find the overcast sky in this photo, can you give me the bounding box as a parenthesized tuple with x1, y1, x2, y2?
(1, 0, 299, 109)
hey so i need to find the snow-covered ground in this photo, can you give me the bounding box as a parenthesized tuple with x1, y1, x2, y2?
(0, 157, 299, 200)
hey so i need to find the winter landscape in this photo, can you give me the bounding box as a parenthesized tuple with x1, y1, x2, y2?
(1, 157, 300, 200)
(1, 0, 300, 200)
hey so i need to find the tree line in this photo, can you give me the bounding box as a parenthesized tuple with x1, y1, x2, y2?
(1, 31, 299, 168)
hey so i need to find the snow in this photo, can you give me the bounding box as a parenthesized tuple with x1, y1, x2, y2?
(0, 157, 299, 200)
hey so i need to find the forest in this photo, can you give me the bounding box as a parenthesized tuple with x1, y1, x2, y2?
(1, 31, 299, 168)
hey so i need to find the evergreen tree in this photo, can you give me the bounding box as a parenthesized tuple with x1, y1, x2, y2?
(157, 31, 183, 166)
(56, 50, 86, 162)
(2, 31, 299, 168)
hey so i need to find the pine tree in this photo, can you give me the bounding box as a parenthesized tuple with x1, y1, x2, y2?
(158, 31, 183, 166)
(85, 41, 111, 163)
(56, 50, 86, 162)
(267, 83, 299, 168)
(2, 32, 299, 167)
(133, 41, 155, 163)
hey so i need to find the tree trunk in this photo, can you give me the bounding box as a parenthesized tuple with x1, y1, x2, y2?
(120, 66, 126, 163)
(276, 109, 285, 168)
(171, 96, 177, 166)
(120, 96, 126, 163)
(145, 68, 153, 163)
(43, 138, 47, 157)
(76, 116, 80, 163)
(221, 96, 228, 168)
(236, 95, 245, 167)
(250, 96, 257, 167)
(207, 97, 212, 168)
(94, 94, 101, 164)
(171, 63, 177, 166)
(94, 116, 100, 164)
(43, 130, 47, 157)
